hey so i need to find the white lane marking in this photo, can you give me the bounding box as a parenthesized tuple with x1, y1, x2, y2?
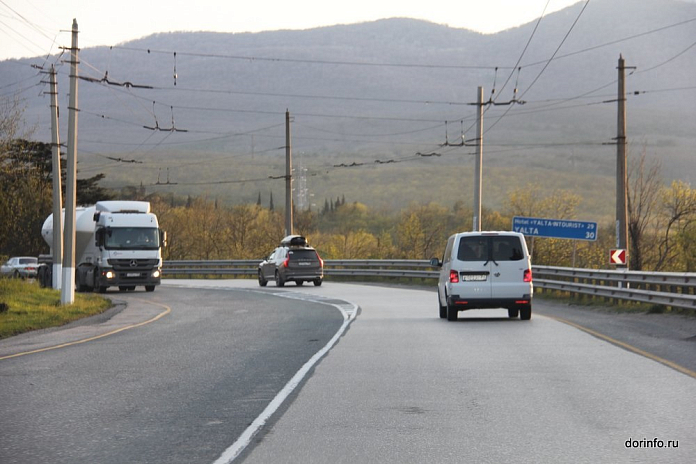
(212, 292, 357, 464)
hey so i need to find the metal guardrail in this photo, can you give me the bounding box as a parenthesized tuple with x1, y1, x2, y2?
(533, 266, 696, 310)
(162, 260, 696, 310)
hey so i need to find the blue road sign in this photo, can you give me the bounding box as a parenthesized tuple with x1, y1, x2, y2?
(512, 216, 598, 241)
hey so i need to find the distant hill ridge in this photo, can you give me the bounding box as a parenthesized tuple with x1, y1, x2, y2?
(1, 0, 694, 210)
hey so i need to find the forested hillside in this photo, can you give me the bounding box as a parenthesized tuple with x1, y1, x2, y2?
(1, 0, 695, 266)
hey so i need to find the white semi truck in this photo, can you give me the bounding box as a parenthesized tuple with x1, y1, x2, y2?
(38, 201, 166, 293)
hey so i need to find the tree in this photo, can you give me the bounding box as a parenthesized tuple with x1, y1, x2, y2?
(679, 223, 696, 272)
(627, 149, 662, 270)
(396, 212, 425, 259)
(0, 138, 114, 257)
(654, 181, 696, 271)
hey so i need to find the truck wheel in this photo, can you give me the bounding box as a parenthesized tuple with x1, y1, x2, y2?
(76, 276, 89, 292)
(520, 305, 532, 321)
(296, 280, 304, 286)
(97, 286, 108, 294)
(275, 270, 285, 287)
(145, 285, 155, 292)
(38, 266, 52, 288)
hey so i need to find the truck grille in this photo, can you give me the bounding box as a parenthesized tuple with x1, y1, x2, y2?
(108, 259, 159, 270)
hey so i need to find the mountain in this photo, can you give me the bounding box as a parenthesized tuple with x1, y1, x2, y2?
(2, 0, 695, 218)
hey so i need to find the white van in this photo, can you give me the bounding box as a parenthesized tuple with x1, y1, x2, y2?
(430, 231, 533, 321)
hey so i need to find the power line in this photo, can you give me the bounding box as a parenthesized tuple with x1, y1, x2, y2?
(486, 0, 592, 134)
(520, 16, 696, 68)
(104, 16, 696, 76)
(519, 0, 591, 100)
(149, 84, 471, 107)
(491, 0, 550, 103)
(635, 39, 696, 74)
(112, 45, 507, 71)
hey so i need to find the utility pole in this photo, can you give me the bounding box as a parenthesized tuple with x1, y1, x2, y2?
(473, 86, 483, 232)
(62, 19, 79, 305)
(285, 110, 293, 236)
(616, 55, 631, 270)
(49, 65, 63, 290)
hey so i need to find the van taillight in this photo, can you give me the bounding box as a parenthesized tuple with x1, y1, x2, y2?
(449, 270, 459, 283)
(524, 269, 532, 282)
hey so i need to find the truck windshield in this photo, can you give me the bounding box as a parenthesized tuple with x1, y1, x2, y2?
(105, 227, 159, 250)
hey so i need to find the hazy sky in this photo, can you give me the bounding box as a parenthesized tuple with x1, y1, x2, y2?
(0, 0, 583, 61)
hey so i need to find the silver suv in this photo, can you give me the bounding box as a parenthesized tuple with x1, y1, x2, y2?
(430, 231, 533, 321)
(258, 235, 324, 287)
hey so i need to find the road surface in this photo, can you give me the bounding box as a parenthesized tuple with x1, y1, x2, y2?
(0, 279, 693, 463)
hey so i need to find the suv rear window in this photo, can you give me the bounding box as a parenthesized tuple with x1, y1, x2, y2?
(457, 236, 524, 262)
(288, 249, 319, 260)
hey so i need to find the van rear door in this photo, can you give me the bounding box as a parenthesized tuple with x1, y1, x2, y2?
(489, 235, 529, 299)
(453, 235, 493, 299)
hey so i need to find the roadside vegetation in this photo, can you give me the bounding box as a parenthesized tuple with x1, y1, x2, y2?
(1, 96, 695, 338)
(0, 279, 111, 339)
(2, 95, 695, 272)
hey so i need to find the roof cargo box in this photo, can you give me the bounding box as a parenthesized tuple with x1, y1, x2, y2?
(280, 235, 308, 247)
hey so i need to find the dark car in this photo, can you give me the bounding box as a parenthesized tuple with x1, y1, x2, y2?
(258, 235, 324, 287)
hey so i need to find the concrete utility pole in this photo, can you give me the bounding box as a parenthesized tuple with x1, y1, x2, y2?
(616, 55, 630, 269)
(62, 19, 79, 305)
(49, 65, 63, 289)
(473, 86, 483, 232)
(285, 110, 294, 236)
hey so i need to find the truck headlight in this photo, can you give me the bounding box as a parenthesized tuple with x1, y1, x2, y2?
(152, 270, 161, 278)
(105, 270, 115, 279)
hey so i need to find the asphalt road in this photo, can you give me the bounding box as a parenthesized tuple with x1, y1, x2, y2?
(0, 285, 346, 464)
(204, 281, 695, 464)
(1, 280, 694, 464)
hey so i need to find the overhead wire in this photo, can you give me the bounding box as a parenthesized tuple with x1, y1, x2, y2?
(635, 39, 696, 74)
(26, 7, 693, 190)
(112, 45, 506, 71)
(486, 0, 591, 135)
(520, 16, 696, 68)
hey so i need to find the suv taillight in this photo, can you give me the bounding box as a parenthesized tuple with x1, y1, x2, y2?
(449, 270, 459, 283)
(523, 269, 532, 282)
(283, 258, 289, 268)
(316, 252, 324, 267)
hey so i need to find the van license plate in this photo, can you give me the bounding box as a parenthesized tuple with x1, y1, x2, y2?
(462, 274, 487, 281)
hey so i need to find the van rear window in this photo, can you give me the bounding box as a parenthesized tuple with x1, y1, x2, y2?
(491, 237, 524, 261)
(457, 237, 489, 261)
(457, 236, 524, 262)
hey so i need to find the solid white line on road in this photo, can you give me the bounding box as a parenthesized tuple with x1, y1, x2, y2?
(212, 291, 358, 464)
